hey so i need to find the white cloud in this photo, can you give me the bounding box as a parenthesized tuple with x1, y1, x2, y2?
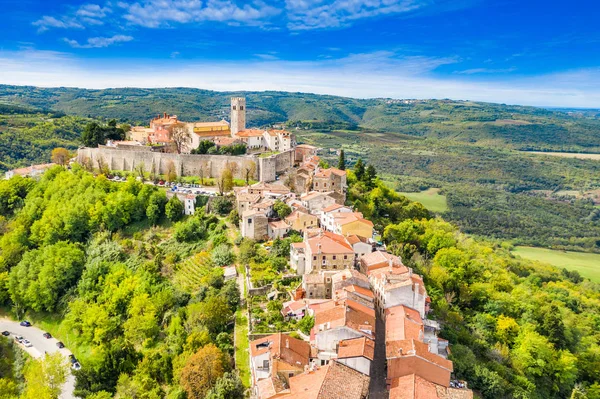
(1, 49, 600, 108)
(63, 35, 134, 48)
(121, 0, 281, 28)
(456, 67, 517, 74)
(285, 0, 426, 30)
(33, 3, 112, 32)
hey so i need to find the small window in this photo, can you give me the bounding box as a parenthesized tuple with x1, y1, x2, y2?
(322, 255, 326, 260)
(333, 255, 336, 260)
(240, 106, 244, 110)
(344, 255, 348, 260)
(233, 105, 236, 110)
(248, 218, 252, 224)
(313, 256, 317, 260)
(263, 360, 269, 369)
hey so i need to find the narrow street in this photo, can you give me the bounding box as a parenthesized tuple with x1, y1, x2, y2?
(369, 311, 388, 399)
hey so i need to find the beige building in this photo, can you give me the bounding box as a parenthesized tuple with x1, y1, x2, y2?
(285, 210, 319, 232)
(300, 191, 337, 213)
(313, 167, 347, 195)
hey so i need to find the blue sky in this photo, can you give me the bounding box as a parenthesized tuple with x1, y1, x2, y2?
(1, 0, 599, 107)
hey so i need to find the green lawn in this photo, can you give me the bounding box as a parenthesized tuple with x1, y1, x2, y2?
(512, 246, 600, 282)
(398, 188, 449, 213)
(234, 309, 251, 387)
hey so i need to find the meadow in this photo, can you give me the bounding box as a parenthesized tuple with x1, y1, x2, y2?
(398, 188, 448, 213)
(512, 246, 600, 282)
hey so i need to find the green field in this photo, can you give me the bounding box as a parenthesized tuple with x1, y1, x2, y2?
(399, 188, 448, 213)
(512, 246, 600, 282)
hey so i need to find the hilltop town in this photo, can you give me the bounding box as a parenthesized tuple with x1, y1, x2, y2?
(231, 149, 473, 398)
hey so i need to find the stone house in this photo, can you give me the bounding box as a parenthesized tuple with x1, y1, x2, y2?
(345, 235, 373, 266)
(241, 210, 269, 241)
(313, 167, 347, 195)
(385, 305, 454, 389)
(235, 192, 261, 214)
(310, 299, 376, 364)
(249, 333, 311, 398)
(268, 220, 290, 239)
(337, 336, 375, 376)
(300, 191, 337, 213)
(369, 265, 430, 318)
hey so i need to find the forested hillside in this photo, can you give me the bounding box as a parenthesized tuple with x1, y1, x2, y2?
(0, 104, 87, 170)
(0, 167, 599, 399)
(2, 85, 600, 152)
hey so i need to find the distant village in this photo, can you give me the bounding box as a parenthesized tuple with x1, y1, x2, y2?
(5, 97, 473, 399)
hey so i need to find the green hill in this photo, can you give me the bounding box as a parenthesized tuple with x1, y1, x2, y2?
(2, 85, 600, 152)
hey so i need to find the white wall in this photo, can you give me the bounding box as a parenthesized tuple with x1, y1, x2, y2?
(338, 357, 371, 376)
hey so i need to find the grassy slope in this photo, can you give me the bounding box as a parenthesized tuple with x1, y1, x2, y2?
(512, 246, 600, 282)
(398, 188, 448, 213)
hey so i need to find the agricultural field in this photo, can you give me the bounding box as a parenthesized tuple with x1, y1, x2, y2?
(512, 246, 600, 282)
(398, 188, 448, 213)
(525, 151, 600, 160)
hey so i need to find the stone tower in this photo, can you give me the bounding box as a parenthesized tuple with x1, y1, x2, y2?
(230, 97, 246, 136)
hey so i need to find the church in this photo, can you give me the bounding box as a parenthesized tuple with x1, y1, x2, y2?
(127, 97, 296, 154)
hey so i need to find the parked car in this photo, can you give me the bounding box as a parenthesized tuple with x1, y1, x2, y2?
(56, 341, 65, 349)
(69, 354, 77, 363)
(43, 332, 52, 339)
(14, 335, 24, 343)
(1, 331, 9, 336)
(19, 321, 31, 327)
(72, 362, 81, 370)
(22, 339, 32, 347)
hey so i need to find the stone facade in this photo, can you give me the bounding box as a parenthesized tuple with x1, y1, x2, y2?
(77, 146, 295, 183)
(230, 97, 246, 136)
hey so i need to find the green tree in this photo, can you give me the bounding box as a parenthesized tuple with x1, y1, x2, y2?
(212, 244, 235, 267)
(81, 122, 104, 147)
(205, 372, 245, 399)
(8, 242, 85, 312)
(354, 158, 365, 180)
(165, 195, 184, 222)
(273, 200, 292, 219)
(188, 296, 233, 335)
(298, 315, 314, 335)
(337, 149, 346, 170)
(146, 191, 167, 225)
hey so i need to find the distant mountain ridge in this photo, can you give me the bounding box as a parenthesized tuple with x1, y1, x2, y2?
(1, 84, 600, 151)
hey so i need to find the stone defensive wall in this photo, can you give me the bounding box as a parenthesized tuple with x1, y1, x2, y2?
(77, 146, 295, 182)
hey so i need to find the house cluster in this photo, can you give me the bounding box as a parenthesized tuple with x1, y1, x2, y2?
(124, 97, 296, 154)
(4, 163, 55, 180)
(246, 159, 472, 398)
(236, 152, 356, 243)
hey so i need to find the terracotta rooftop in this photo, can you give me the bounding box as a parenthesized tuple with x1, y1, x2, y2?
(305, 231, 354, 255)
(269, 220, 290, 230)
(360, 251, 405, 271)
(385, 305, 424, 342)
(236, 128, 265, 138)
(389, 374, 471, 399)
(314, 167, 347, 178)
(8, 163, 55, 176)
(313, 298, 375, 338)
(300, 191, 334, 202)
(236, 193, 261, 203)
(337, 337, 375, 361)
(386, 339, 453, 371)
(330, 269, 370, 288)
(282, 361, 369, 399)
(321, 203, 346, 213)
(332, 212, 374, 227)
(249, 333, 310, 367)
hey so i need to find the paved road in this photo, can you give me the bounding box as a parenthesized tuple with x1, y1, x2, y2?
(369, 310, 389, 399)
(0, 318, 77, 399)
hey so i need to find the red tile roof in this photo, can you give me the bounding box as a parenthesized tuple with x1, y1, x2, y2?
(338, 337, 375, 361)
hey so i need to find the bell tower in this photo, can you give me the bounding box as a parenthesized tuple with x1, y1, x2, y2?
(230, 97, 246, 136)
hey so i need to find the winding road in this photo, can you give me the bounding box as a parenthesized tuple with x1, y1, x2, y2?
(0, 318, 77, 399)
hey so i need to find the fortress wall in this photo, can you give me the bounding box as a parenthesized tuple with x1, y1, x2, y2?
(77, 147, 263, 181)
(77, 147, 296, 182)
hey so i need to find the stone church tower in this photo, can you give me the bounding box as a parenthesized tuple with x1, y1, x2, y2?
(230, 97, 246, 136)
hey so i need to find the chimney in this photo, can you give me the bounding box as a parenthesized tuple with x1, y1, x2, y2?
(389, 258, 393, 270)
(285, 339, 289, 349)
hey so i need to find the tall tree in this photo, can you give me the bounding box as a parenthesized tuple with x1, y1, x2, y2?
(337, 149, 346, 170)
(354, 158, 365, 180)
(171, 124, 191, 154)
(51, 148, 70, 167)
(165, 195, 184, 222)
(179, 344, 225, 399)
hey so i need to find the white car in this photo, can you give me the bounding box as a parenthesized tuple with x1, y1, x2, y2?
(22, 339, 33, 347)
